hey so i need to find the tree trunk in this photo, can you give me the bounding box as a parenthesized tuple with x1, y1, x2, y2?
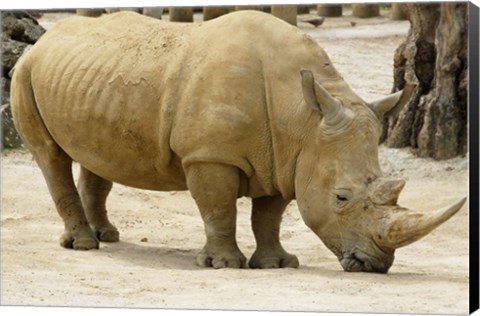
(271, 5, 297, 26)
(317, 5, 342, 17)
(382, 3, 468, 160)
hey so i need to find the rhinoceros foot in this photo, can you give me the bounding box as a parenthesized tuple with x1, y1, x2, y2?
(59, 227, 99, 250)
(93, 224, 120, 242)
(196, 246, 247, 269)
(249, 248, 299, 269)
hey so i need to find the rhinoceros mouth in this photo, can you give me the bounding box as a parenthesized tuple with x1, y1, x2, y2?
(339, 251, 392, 273)
(340, 254, 365, 272)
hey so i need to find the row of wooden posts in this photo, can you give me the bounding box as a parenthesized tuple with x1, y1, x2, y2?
(77, 4, 408, 25)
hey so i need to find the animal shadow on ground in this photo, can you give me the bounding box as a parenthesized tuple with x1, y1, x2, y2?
(99, 241, 199, 270)
(95, 241, 466, 282)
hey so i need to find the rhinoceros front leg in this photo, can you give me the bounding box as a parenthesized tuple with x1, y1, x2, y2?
(186, 163, 247, 269)
(77, 166, 119, 242)
(249, 196, 299, 268)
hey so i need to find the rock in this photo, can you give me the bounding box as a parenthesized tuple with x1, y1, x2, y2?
(1, 103, 23, 149)
(303, 17, 325, 27)
(1, 11, 45, 149)
(2, 35, 29, 73)
(1, 11, 45, 44)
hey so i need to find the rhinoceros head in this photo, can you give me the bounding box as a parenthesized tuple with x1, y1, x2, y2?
(295, 70, 465, 273)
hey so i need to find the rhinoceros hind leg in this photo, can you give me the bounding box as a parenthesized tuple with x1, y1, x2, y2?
(11, 65, 98, 250)
(249, 196, 299, 268)
(186, 163, 247, 269)
(36, 151, 99, 250)
(78, 166, 119, 242)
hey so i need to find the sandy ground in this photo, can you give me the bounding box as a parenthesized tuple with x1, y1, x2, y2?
(0, 9, 470, 315)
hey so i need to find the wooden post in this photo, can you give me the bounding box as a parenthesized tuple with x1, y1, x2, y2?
(352, 4, 380, 18)
(143, 7, 164, 19)
(105, 8, 141, 14)
(76, 9, 103, 17)
(271, 5, 297, 26)
(317, 4, 342, 17)
(391, 3, 408, 20)
(297, 5, 312, 14)
(203, 6, 231, 21)
(169, 7, 193, 22)
(234, 6, 270, 13)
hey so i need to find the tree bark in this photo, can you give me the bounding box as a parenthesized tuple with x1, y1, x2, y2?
(382, 3, 468, 160)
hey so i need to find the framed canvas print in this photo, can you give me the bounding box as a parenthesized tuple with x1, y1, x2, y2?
(1, 0, 478, 315)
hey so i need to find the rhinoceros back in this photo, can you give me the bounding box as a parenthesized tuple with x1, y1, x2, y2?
(14, 10, 332, 196)
(17, 12, 194, 190)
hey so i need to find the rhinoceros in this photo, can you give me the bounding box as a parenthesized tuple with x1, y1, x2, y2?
(11, 10, 465, 273)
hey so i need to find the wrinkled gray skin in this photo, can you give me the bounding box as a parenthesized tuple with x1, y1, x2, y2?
(10, 11, 465, 273)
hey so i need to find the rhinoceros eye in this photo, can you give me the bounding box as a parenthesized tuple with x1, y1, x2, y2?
(334, 189, 354, 214)
(334, 189, 352, 206)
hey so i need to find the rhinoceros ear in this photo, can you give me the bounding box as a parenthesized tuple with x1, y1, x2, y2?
(369, 84, 416, 120)
(300, 70, 345, 125)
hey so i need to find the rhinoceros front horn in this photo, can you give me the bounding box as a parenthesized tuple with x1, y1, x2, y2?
(300, 70, 345, 125)
(378, 198, 467, 249)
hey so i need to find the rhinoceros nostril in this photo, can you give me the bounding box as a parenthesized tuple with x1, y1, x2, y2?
(340, 254, 364, 272)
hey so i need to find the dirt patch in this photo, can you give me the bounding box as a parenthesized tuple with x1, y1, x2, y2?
(0, 11, 469, 314)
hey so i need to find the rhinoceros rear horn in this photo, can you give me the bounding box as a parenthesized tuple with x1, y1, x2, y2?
(300, 70, 345, 126)
(369, 84, 416, 120)
(378, 197, 466, 249)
